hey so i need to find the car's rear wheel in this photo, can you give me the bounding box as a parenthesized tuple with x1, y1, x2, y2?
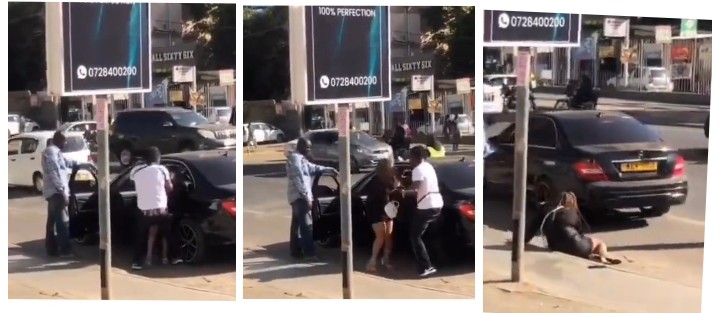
(178, 219, 207, 264)
(641, 205, 671, 218)
(534, 178, 555, 211)
(32, 172, 43, 194)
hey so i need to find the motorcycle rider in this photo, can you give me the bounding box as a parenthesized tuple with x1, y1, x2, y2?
(570, 75, 598, 109)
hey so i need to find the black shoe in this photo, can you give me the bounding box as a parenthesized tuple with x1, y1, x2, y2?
(419, 267, 437, 277)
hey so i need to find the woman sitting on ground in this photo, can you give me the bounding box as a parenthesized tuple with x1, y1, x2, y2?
(525, 191, 621, 265)
(425, 135, 445, 158)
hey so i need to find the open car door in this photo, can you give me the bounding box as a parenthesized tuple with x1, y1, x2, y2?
(68, 163, 100, 244)
(311, 173, 340, 244)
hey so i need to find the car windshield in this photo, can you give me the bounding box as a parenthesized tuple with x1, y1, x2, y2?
(47, 136, 86, 153)
(192, 153, 237, 186)
(9, 115, 19, 122)
(436, 163, 476, 191)
(560, 115, 662, 146)
(350, 131, 377, 146)
(169, 111, 209, 127)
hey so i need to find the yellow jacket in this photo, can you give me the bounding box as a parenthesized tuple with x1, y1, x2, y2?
(427, 145, 446, 158)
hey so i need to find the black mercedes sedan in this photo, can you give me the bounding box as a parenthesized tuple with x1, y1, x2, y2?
(68, 149, 236, 264)
(312, 159, 475, 264)
(485, 111, 688, 218)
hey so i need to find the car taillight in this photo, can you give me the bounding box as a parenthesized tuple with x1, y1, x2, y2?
(221, 199, 236, 218)
(673, 155, 686, 177)
(458, 202, 475, 222)
(573, 159, 608, 182)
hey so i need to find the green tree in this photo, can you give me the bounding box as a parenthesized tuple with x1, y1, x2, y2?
(184, 4, 236, 70)
(420, 6, 475, 79)
(242, 7, 290, 101)
(8, 2, 46, 91)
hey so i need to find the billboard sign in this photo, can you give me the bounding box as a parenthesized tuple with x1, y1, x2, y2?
(45, 3, 152, 96)
(290, 6, 391, 105)
(483, 10, 582, 47)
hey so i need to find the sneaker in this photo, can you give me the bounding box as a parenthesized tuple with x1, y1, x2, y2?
(419, 267, 437, 277)
(131, 263, 143, 271)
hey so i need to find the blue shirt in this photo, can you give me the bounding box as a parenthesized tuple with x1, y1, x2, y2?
(286, 152, 334, 204)
(41, 144, 78, 199)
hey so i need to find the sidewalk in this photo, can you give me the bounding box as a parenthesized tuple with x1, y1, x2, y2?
(483, 237, 701, 313)
(9, 262, 235, 300)
(243, 246, 472, 299)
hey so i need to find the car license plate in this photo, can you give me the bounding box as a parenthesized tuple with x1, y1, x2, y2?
(620, 162, 658, 172)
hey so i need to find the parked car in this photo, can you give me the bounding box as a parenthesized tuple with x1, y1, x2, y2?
(9, 114, 41, 135)
(483, 83, 504, 117)
(484, 111, 688, 218)
(243, 122, 286, 144)
(312, 159, 475, 263)
(109, 108, 236, 166)
(8, 131, 93, 193)
(58, 121, 98, 151)
(68, 150, 236, 264)
(606, 67, 674, 92)
(284, 129, 393, 173)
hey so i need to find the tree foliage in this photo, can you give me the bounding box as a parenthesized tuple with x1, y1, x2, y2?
(184, 3, 236, 70)
(242, 7, 290, 101)
(8, 2, 46, 91)
(420, 6, 475, 79)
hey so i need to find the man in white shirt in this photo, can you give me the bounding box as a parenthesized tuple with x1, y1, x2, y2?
(400, 146, 444, 277)
(129, 147, 180, 270)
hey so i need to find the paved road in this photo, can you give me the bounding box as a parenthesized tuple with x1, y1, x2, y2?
(484, 120, 708, 289)
(7, 174, 236, 300)
(242, 158, 475, 298)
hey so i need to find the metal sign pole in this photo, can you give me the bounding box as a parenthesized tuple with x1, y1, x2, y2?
(511, 49, 531, 283)
(336, 103, 354, 299)
(95, 95, 112, 299)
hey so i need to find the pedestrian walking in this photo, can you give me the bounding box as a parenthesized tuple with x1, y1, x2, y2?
(364, 159, 401, 272)
(42, 131, 80, 258)
(399, 146, 444, 277)
(129, 147, 182, 270)
(450, 115, 461, 151)
(286, 138, 338, 261)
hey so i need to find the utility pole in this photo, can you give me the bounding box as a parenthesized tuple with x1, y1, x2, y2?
(511, 49, 531, 283)
(336, 103, 354, 298)
(94, 95, 112, 299)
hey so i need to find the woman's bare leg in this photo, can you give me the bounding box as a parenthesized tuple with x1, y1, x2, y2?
(367, 222, 386, 272)
(590, 237, 620, 264)
(381, 220, 394, 267)
(145, 225, 158, 265)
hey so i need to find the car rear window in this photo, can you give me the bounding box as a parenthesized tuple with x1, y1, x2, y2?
(559, 115, 662, 146)
(192, 154, 237, 186)
(436, 162, 475, 191)
(47, 136, 86, 153)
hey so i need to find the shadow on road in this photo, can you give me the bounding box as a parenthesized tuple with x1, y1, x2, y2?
(244, 240, 474, 283)
(608, 241, 704, 252)
(243, 163, 286, 177)
(681, 148, 708, 165)
(9, 239, 235, 279)
(8, 188, 40, 200)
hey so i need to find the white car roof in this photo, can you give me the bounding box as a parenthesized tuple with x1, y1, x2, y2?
(13, 131, 84, 140)
(485, 74, 517, 78)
